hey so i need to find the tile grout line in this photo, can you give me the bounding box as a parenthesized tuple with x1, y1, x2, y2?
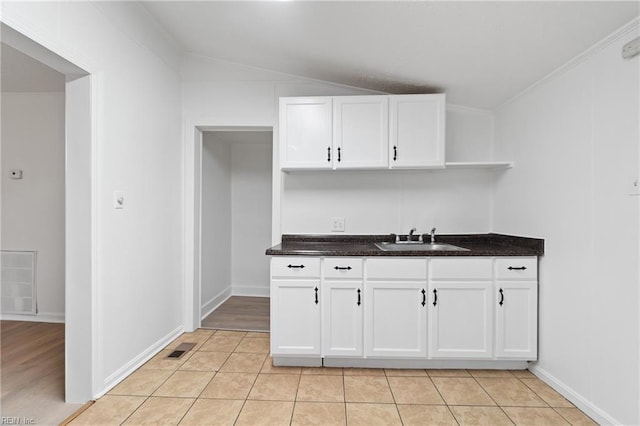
(427, 370, 462, 426)
(382, 368, 403, 423)
(342, 369, 348, 425)
(115, 347, 201, 425)
(288, 368, 304, 426)
(469, 372, 517, 425)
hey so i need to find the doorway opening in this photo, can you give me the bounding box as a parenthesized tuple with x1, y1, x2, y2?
(1, 22, 94, 416)
(199, 130, 273, 332)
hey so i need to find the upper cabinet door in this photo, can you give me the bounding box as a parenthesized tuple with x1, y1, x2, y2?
(333, 96, 389, 169)
(389, 94, 445, 169)
(280, 97, 333, 169)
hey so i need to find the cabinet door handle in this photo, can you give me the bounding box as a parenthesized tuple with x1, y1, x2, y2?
(432, 289, 438, 306)
(334, 266, 352, 271)
(314, 287, 319, 305)
(508, 266, 527, 271)
(357, 289, 361, 306)
(337, 147, 341, 162)
(499, 288, 504, 306)
(287, 264, 305, 269)
(421, 289, 426, 306)
(327, 146, 331, 162)
(393, 145, 398, 161)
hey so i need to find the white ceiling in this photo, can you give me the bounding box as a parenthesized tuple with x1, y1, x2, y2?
(143, 1, 639, 109)
(1, 43, 65, 93)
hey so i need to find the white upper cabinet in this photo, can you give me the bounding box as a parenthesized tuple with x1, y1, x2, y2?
(279, 94, 445, 170)
(279, 97, 333, 169)
(389, 94, 446, 168)
(333, 96, 389, 169)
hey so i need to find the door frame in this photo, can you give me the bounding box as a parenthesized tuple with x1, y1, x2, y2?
(182, 120, 277, 331)
(0, 22, 98, 402)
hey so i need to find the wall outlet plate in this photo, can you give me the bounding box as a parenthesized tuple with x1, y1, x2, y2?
(9, 169, 23, 179)
(331, 217, 345, 232)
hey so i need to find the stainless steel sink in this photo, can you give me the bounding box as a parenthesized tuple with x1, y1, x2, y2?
(375, 242, 470, 252)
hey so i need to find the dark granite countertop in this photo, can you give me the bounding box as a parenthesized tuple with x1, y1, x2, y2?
(265, 233, 544, 257)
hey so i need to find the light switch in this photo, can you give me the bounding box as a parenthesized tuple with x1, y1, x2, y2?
(630, 178, 640, 196)
(114, 191, 125, 209)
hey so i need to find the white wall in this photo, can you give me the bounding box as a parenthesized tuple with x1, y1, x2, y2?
(282, 104, 496, 235)
(1, 93, 65, 320)
(183, 54, 498, 238)
(281, 169, 496, 235)
(493, 24, 639, 425)
(1, 2, 184, 399)
(231, 136, 272, 296)
(201, 134, 232, 315)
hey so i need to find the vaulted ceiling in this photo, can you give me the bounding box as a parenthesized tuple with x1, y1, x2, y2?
(143, 1, 639, 109)
(1, 43, 65, 93)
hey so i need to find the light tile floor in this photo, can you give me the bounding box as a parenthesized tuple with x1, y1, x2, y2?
(69, 329, 597, 425)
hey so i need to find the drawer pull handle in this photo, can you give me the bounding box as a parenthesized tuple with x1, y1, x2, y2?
(421, 289, 426, 306)
(393, 145, 398, 161)
(287, 264, 305, 269)
(327, 147, 331, 162)
(314, 287, 318, 305)
(337, 147, 342, 162)
(334, 266, 352, 271)
(508, 266, 527, 271)
(432, 289, 438, 306)
(357, 289, 361, 306)
(499, 288, 504, 306)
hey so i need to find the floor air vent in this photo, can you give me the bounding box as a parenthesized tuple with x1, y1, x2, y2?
(167, 342, 196, 359)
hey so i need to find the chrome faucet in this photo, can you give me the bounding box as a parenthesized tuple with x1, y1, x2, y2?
(408, 227, 423, 243)
(430, 227, 437, 244)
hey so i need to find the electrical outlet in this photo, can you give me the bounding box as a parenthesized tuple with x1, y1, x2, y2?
(331, 217, 345, 232)
(9, 169, 23, 179)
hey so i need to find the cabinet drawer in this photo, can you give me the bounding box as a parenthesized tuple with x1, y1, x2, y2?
(323, 258, 363, 279)
(271, 257, 320, 278)
(366, 258, 427, 280)
(430, 258, 493, 280)
(495, 257, 537, 280)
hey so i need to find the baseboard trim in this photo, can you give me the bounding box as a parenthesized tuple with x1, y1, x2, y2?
(325, 358, 528, 369)
(1, 312, 65, 323)
(529, 365, 620, 425)
(97, 325, 183, 398)
(231, 286, 269, 298)
(200, 288, 232, 320)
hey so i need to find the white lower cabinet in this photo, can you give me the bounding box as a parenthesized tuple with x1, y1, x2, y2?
(271, 279, 321, 355)
(364, 281, 428, 357)
(495, 281, 538, 359)
(428, 282, 493, 359)
(270, 255, 538, 363)
(271, 257, 322, 356)
(321, 281, 363, 356)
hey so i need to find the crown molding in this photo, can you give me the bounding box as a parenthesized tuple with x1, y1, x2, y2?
(496, 16, 640, 112)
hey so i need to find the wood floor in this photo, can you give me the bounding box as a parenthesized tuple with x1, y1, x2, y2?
(201, 296, 270, 332)
(0, 320, 83, 424)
